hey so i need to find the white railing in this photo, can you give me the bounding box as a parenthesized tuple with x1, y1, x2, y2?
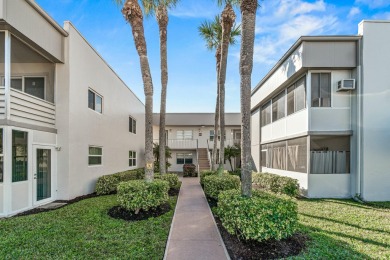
(154, 139, 198, 150)
(206, 139, 212, 170)
(10, 89, 55, 128)
(0, 87, 5, 118)
(208, 139, 241, 148)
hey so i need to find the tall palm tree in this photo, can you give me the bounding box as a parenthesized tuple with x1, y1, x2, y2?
(217, 1, 237, 174)
(113, 0, 154, 181)
(142, 0, 178, 175)
(198, 15, 240, 171)
(239, 0, 258, 197)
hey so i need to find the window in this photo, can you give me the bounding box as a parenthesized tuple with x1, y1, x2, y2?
(129, 151, 137, 167)
(272, 90, 286, 122)
(287, 77, 306, 115)
(261, 101, 271, 126)
(89, 146, 102, 166)
(311, 73, 331, 107)
(12, 130, 28, 182)
(129, 117, 137, 134)
(88, 89, 103, 113)
(210, 130, 215, 141)
(0, 129, 3, 183)
(176, 130, 192, 140)
(176, 153, 193, 164)
(2, 76, 45, 99)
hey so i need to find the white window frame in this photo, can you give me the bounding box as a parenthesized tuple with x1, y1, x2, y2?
(310, 71, 332, 108)
(129, 150, 137, 167)
(88, 146, 102, 166)
(209, 130, 215, 141)
(129, 116, 137, 134)
(176, 130, 193, 140)
(88, 88, 103, 114)
(176, 153, 193, 165)
(2, 75, 46, 100)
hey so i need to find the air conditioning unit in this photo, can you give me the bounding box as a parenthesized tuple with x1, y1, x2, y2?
(337, 79, 355, 91)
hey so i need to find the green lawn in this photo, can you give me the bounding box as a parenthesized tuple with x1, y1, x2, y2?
(0, 195, 177, 259)
(292, 199, 390, 259)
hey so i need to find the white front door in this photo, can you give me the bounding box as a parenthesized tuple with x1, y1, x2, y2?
(33, 146, 55, 205)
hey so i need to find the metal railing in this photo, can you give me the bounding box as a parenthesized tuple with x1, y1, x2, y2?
(208, 139, 241, 148)
(206, 139, 212, 170)
(154, 139, 198, 149)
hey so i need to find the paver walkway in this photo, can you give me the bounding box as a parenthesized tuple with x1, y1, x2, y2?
(164, 177, 229, 260)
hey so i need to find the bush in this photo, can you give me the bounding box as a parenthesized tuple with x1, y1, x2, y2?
(252, 172, 300, 197)
(95, 168, 145, 195)
(183, 164, 197, 177)
(229, 168, 241, 180)
(154, 173, 179, 189)
(203, 174, 240, 200)
(117, 179, 169, 214)
(200, 170, 217, 186)
(217, 189, 298, 242)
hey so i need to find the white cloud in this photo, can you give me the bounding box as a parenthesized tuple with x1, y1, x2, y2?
(170, 2, 220, 19)
(355, 0, 390, 9)
(373, 12, 390, 20)
(348, 7, 361, 18)
(276, 0, 325, 17)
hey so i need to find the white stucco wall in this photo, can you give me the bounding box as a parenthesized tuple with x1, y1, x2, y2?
(359, 21, 390, 201)
(57, 23, 145, 199)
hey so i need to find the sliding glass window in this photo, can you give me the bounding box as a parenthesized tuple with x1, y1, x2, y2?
(272, 91, 286, 122)
(261, 101, 272, 126)
(12, 130, 28, 182)
(311, 73, 331, 107)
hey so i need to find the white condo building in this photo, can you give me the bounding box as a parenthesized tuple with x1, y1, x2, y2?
(251, 20, 390, 201)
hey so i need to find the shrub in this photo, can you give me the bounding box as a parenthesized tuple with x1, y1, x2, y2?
(200, 170, 217, 186)
(95, 175, 119, 195)
(229, 168, 241, 180)
(203, 174, 240, 200)
(183, 164, 197, 177)
(95, 168, 145, 195)
(117, 179, 169, 214)
(217, 189, 298, 242)
(154, 173, 179, 189)
(252, 172, 300, 197)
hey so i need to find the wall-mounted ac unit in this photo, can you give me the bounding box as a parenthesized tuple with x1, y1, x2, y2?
(337, 79, 355, 91)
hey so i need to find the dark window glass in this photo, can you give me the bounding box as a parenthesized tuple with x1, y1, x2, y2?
(11, 78, 23, 91)
(272, 91, 285, 122)
(89, 146, 102, 165)
(129, 117, 136, 134)
(88, 90, 95, 110)
(25, 77, 44, 99)
(295, 78, 306, 112)
(311, 73, 331, 107)
(12, 130, 28, 182)
(287, 85, 295, 116)
(261, 102, 271, 126)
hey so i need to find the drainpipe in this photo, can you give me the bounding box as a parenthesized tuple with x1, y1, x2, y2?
(355, 38, 363, 201)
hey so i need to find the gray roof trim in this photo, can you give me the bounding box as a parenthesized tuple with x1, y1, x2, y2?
(251, 35, 362, 96)
(25, 0, 68, 36)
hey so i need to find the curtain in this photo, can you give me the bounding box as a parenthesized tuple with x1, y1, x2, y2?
(310, 151, 348, 174)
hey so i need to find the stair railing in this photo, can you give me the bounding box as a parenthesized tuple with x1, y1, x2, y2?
(206, 139, 212, 170)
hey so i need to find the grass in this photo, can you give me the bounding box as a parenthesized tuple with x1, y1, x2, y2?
(291, 199, 390, 259)
(0, 195, 177, 259)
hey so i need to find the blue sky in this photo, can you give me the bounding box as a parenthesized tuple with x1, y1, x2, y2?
(35, 0, 390, 112)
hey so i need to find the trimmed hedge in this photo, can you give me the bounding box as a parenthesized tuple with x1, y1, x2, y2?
(252, 172, 300, 197)
(183, 164, 197, 177)
(95, 168, 145, 195)
(217, 189, 298, 242)
(203, 174, 240, 200)
(117, 179, 169, 214)
(154, 173, 179, 189)
(200, 170, 217, 186)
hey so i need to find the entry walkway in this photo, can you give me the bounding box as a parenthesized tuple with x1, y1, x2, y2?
(164, 177, 229, 260)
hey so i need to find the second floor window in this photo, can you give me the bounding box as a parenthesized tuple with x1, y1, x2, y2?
(88, 89, 103, 113)
(177, 130, 192, 140)
(272, 90, 286, 122)
(261, 101, 272, 126)
(287, 77, 306, 115)
(311, 73, 331, 107)
(3, 76, 45, 100)
(129, 117, 137, 134)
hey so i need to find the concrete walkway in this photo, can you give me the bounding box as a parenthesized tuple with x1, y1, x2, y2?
(164, 177, 230, 260)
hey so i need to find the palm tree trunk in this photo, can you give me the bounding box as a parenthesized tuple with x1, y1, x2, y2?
(218, 4, 236, 175)
(212, 45, 221, 171)
(122, 0, 154, 181)
(156, 5, 168, 175)
(240, 0, 257, 197)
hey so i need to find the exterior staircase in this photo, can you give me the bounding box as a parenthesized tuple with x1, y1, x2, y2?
(198, 148, 210, 172)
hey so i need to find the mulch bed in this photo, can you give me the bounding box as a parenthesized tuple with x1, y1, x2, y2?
(168, 187, 180, 196)
(215, 216, 309, 260)
(14, 193, 98, 217)
(108, 203, 171, 221)
(204, 194, 308, 259)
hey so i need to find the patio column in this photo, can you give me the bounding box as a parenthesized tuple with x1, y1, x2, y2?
(4, 30, 11, 120)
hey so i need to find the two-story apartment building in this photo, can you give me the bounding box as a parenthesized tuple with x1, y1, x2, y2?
(0, 0, 145, 217)
(153, 113, 241, 172)
(251, 20, 390, 201)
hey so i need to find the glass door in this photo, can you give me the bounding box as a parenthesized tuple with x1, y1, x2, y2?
(33, 147, 53, 203)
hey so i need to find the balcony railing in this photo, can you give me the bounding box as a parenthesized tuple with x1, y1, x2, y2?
(154, 139, 198, 149)
(208, 139, 241, 148)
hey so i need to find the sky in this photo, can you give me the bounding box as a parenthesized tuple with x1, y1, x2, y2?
(35, 0, 390, 113)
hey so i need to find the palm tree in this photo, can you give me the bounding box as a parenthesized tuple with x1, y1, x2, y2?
(198, 15, 240, 171)
(142, 0, 178, 175)
(113, 0, 154, 181)
(153, 142, 172, 172)
(216, 0, 237, 175)
(239, 0, 258, 197)
(224, 145, 240, 171)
